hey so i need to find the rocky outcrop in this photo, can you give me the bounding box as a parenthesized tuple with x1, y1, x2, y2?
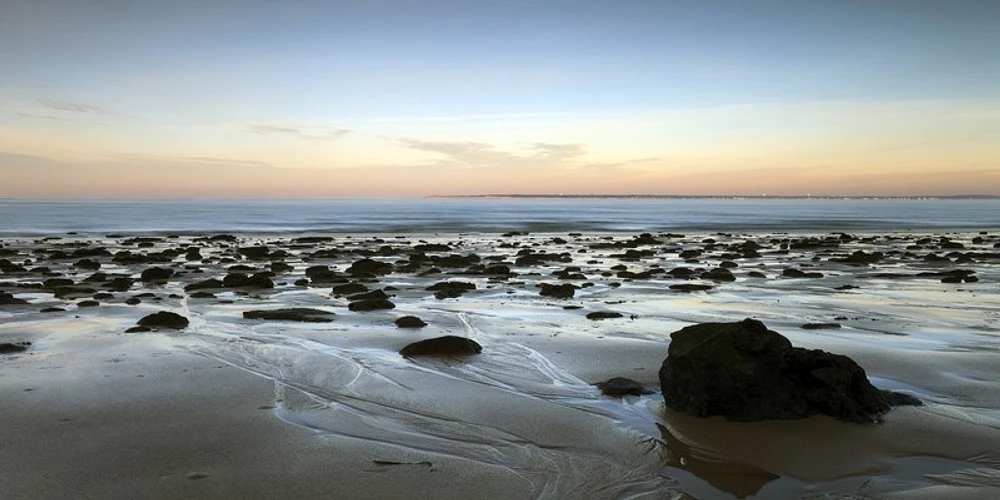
(659, 319, 920, 423)
(595, 377, 647, 396)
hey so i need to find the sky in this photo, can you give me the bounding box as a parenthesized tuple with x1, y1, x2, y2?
(1, 0, 999, 198)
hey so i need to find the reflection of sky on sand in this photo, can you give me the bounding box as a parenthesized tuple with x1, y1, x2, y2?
(3, 230, 1000, 498)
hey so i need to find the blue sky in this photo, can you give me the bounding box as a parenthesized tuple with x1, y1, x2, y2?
(2, 0, 999, 197)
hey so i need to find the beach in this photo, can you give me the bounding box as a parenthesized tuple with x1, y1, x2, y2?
(2, 229, 999, 499)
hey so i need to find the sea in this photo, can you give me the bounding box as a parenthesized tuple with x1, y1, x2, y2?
(0, 198, 997, 236)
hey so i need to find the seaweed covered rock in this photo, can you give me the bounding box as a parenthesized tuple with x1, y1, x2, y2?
(659, 319, 920, 423)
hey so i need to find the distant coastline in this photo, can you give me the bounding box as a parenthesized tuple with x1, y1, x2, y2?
(427, 194, 1000, 200)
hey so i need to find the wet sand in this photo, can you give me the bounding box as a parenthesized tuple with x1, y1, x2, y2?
(1, 230, 999, 499)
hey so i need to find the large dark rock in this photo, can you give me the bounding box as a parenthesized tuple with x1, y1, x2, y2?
(222, 272, 274, 289)
(0, 292, 28, 305)
(243, 308, 335, 322)
(347, 258, 393, 277)
(136, 311, 189, 330)
(0, 341, 31, 354)
(539, 283, 577, 299)
(140, 267, 174, 282)
(400, 336, 482, 357)
(659, 319, 920, 423)
(395, 315, 428, 328)
(348, 298, 395, 311)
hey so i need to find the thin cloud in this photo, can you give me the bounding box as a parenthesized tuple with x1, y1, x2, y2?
(399, 139, 598, 170)
(17, 112, 74, 121)
(246, 124, 350, 140)
(39, 99, 105, 114)
(109, 153, 275, 169)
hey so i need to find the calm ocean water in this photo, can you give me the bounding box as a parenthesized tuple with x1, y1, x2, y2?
(0, 198, 997, 236)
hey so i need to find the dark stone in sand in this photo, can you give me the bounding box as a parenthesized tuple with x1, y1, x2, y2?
(53, 286, 96, 299)
(77, 300, 100, 308)
(40, 307, 64, 313)
(84, 273, 107, 283)
(426, 281, 477, 292)
(659, 318, 920, 423)
(184, 279, 224, 291)
(348, 298, 395, 312)
(237, 246, 270, 260)
(395, 316, 428, 328)
(0, 291, 28, 305)
(586, 311, 624, 320)
(746, 271, 767, 278)
(595, 377, 647, 396)
(801, 323, 842, 330)
(75, 259, 101, 270)
(400, 335, 482, 357)
(332, 283, 369, 295)
(0, 341, 31, 354)
(783, 268, 824, 279)
(43, 278, 75, 289)
(105, 277, 134, 292)
(270, 262, 293, 273)
(141, 267, 174, 282)
(125, 326, 152, 333)
(539, 283, 577, 299)
(222, 272, 274, 289)
(125, 297, 141, 305)
(347, 258, 393, 277)
(669, 284, 713, 292)
(137, 311, 189, 329)
(667, 267, 697, 278)
(305, 265, 339, 283)
(348, 289, 389, 301)
(832, 251, 884, 265)
(243, 308, 336, 323)
(701, 268, 736, 282)
(190, 292, 215, 299)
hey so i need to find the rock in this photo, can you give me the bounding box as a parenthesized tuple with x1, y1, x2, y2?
(659, 318, 919, 423)
(348, 299, 395, 312)
(347, 258, 393, 277)
(701, 268, 736, 282)
(426, 281, 476, 292)
(539, 283, 577, 299)
(77, 300, 100, 308)
(125, 297, 141, 305)
(595, 377, 647, 396)
(783, 268, 824, 279)
(105, 277, 134, 292)
(0, 341, 31, 354)
(222, 272, 274, 289)
(136, 311, 189, 329)
(348, 289, 390, 301)
(801, 323, 842, 330)
(184, 279, 224, 291)
(395, 316, 428, 328)
(190, 292, 215, 299)
(125, 326, 151, 333)
(669, 284, 713, 292)
(237, 246, 270, 260)
(332, 283, 369, 295)
(400, 336, 482, 357)
(242, 308, 336, 322)
(140, 267, 174, 282)
(40, 307, 64, 313)
(0, 291, 28, 305)
(586, 311, 624, 320)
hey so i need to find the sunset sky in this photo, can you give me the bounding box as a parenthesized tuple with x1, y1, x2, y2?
(2, 0, 999, 198)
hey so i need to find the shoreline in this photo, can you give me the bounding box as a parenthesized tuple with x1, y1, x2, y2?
(2, 229, 999, 499)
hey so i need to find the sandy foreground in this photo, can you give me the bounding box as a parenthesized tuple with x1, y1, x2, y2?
(1, 230, 999, 499)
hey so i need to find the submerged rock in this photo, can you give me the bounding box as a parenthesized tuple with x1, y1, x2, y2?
(539, 283, 577, 299)
(0, 291, 28, 305)
(136, 311, 189, 330)
(400, 335, 482, 357)
(586, 311, 624, 320)
(242, 308, 336, 323)
(659, 318, 920, 423)
(348, 298, 395, 312)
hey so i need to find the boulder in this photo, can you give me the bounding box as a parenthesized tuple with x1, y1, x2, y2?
(242, 308, 336, 323)
(400, 336, 482, 357)
(395, 316, 428, 328)
(347, 258, 393, 277)
(659, 319, 920, 423)
(222, 272, 274, 289)
(136, 311, 189, 330)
